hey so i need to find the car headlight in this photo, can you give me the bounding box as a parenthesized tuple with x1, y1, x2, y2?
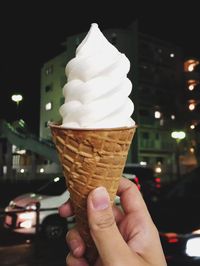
(185, 237, 200, 257)
(25, 203, 37, 210)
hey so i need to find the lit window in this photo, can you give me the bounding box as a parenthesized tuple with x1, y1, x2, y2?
(184, 59, 199, 72)
(44, 120, 52, 127)
(140, 161, 147, 166)
(45, 66, 53, 75)
(160, 118, 164, 126)
(190, 147, 195, 153)
(188, 65, 195, 72)
(155, 166, 162, 173)
(189, 103, 195, 111)
(40, 168, 44, 173)
(12, 145, 17, 153)
(16, 149, 26, 155)
(154, 111, 161, 119)
(189, 84, 194, 90)
(45, 102, 52, 111)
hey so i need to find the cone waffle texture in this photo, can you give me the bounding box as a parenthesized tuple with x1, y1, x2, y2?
(50, 123, 136, 264)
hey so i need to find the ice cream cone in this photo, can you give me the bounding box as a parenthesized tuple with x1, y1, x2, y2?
(50, 123, 136, 265)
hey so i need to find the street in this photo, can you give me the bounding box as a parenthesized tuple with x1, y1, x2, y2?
(0, 217, 68, 266)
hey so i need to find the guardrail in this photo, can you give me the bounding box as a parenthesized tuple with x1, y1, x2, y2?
(0, 203, 60, 235)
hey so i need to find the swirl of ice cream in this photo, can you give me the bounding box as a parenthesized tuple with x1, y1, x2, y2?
(59, 23, 135, 128)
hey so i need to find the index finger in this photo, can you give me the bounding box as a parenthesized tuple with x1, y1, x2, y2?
(59, 199, 74, 218)
(117, 177, 149, 215)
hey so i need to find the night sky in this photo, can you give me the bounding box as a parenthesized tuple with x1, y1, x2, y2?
(0, 1, 200, 135)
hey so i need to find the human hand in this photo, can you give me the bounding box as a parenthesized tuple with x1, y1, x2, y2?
(59, 177, 167, 266)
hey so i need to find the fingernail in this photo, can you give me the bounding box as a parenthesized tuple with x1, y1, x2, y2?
(91, 187, 109, 211)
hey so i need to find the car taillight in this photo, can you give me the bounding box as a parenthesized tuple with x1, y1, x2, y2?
(134, 176, 141, 190)
(134, 176, 139, 184)
(161, 232, 179, 243)
(155, 177, 161, 188)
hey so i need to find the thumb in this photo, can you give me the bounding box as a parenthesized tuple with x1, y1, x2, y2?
(87, 187, 132, 266)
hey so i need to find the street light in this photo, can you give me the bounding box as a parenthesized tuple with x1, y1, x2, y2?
(11, 94, 23, 120)
(171, 131, 186, 142)
(11, 94, 23, 106)
(171, 131, 186, 179)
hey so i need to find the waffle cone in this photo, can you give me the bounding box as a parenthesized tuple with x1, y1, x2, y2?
(50, 123, 136, 264)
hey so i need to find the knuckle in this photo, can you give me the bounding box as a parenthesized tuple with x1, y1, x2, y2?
(91, 212, 115, 231)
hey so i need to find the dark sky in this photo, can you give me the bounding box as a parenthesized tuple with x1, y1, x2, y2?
(0, 1, 200, 135)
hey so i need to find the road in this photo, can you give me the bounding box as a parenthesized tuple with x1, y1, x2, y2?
(1, 213, 199, 266)
(0, 217, 68, 266)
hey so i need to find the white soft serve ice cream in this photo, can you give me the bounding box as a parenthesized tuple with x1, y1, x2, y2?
(59, 23, 135, 128)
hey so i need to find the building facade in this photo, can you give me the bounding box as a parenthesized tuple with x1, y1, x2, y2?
(183, 58, 200, 167)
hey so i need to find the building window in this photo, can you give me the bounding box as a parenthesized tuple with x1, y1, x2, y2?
(155, 133, 160, 140)
(184, 59, 199, 72)
(156, 157, 164, 163)
(45, 65, 53, 75)
(45, 84, 53, 92)
(142, 157, 149, 164)
(154, 111, 161, 119)
(142, 132, 149, 139)
(44, 120, 52, 127)
(60, 76, 66, 88)
(45, 102, 52, 111)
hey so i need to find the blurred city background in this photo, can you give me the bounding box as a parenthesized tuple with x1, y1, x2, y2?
(0, 2, 200, 266)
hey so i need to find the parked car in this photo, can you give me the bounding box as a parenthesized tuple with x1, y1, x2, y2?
(4, 176, 72, 240)
(3, 172, 140, 240)
(124, 163, 161, 202)
(149, 166, 200, 265)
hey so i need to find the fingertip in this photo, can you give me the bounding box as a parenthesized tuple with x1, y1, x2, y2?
(66, 228, 86, 258)
(59, 200, 74, 217)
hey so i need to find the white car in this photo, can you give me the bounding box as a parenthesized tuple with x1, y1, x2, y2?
(4, 176, 73, 240)
(4, 173, 139, 240)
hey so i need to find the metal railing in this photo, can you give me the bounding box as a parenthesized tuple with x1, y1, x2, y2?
(0, 203, 59, 235)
